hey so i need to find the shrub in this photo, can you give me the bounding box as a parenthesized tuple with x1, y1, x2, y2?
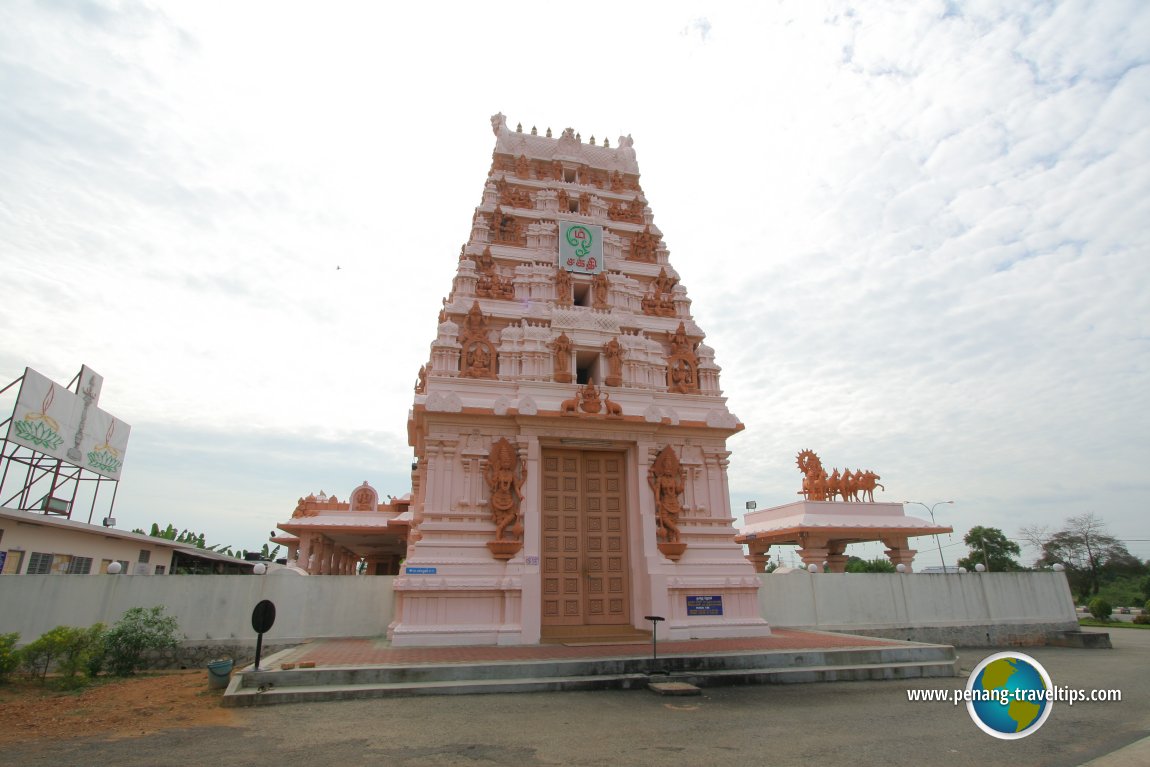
(0, 633, 19, 683)
(18, 625, 105, 686)
(19, 626, 71, 681)
(1134, 614, 1150, 625)
(103, 606, 181, 676)
(58, 624, 105, 681)
(1088, 597, 1113, 622)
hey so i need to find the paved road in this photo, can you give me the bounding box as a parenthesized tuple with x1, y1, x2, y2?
(8, 630, 1149, 767)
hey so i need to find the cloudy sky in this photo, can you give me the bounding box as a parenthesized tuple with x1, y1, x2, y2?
(1, 0, 1147, 568)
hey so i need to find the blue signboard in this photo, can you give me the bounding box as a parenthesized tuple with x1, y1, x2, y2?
(686, 595, 723, 616)
(405, 566, 437, 575)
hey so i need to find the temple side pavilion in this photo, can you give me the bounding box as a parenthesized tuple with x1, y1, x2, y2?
(276, 483, 411, 575)
(737, 501, 953, 573)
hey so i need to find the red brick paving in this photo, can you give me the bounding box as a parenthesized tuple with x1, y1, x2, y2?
(276, 629, 909, 668)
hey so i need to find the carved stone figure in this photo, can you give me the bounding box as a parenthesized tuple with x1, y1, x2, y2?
(559, 382, 621, 417)
(496, 176, 533, 209)
(492, 206, 522, 245)
(578, 192, 591, 215)
(641, 267, 677, 317)
(352, 485, 374, 511)
(648, 445, 685, 545)
(549, 332, 573, 383)
(462, 300, 487, 337)
(666, 322, 699, 393)
(475, 245, 515, 300)
(668, 358, 696, 393)
(592, 271, 610, 309)
(459, 300, 497, 379)
(579, 382, 602, 414)
(603, 337, 623, 386)
(467, 344, 492, 375)
(629, 225, 658, 263)
(796, 450, 884, 502)
(609, 197, 644, 223)
(515, 154, 530, 179)
(668, 322, 691, 356)
(554, 266, 573, 306)
(857, 470, 884, 502)
(415, 365, 427, 393)
(485, 437, 526, 543)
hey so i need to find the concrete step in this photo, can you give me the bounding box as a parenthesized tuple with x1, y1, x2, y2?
(222, 642, 957, 707)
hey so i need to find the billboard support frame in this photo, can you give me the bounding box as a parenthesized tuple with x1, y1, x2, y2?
(0, 368, 124, 524)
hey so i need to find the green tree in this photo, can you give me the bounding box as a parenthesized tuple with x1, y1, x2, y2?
(845, 556, 896, 573)
(957, 526, 1021, 572)
(133, 523, 277, 561)
(1034, 513, 1143, 602)
(0, 632, 20, 683)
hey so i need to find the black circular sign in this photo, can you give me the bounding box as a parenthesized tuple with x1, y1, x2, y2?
(251, 599, 276, 633)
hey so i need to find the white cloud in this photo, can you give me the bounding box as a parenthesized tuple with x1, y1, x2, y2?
(0, 0, 1147, 563)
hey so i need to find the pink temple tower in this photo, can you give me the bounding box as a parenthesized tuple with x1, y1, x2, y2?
(389, 115, 769, 645)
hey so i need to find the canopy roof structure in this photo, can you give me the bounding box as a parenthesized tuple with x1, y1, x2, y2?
(737, 501, 952, 573)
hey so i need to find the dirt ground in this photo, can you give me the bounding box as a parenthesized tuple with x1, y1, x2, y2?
(0, 670, 235, 744)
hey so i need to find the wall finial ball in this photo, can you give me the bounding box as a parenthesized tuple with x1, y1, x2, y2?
(1052, 563, 1065, 572)
(808, 564, 818, 573)
(896, 564, 907, 573)
(106, 561, 122, 574)
(958, 567, 967, 573)
(975, 563, 986, 572)
(253, 563, 267, 575)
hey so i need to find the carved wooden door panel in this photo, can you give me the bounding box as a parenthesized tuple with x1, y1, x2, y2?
(541, 450, 630, 627)
(582, 452, 630, 625)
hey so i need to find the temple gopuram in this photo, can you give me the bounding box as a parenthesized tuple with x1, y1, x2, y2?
(385, 115, 769, 646)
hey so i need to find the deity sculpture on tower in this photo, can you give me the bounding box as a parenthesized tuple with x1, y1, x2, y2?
(648, 445, 687, 560)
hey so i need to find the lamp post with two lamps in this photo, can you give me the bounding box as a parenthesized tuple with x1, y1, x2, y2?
(904, 500, 954, 573)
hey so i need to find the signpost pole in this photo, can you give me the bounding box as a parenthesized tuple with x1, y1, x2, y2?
(644, 615, 665, 674)
(251, 600, 276, 672)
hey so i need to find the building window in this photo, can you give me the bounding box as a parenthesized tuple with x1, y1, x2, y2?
(154, 565, 166, 575)
(138, 550, 151, 564)
(116, 560, 129, 574)
(573, 283, 591, 307)
(67, 557, 93, 575)
(26, 552, 52, 575)
(2, 550, 24, 575)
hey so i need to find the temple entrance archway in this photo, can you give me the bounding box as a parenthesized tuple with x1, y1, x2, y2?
(540, 449, 630, 632)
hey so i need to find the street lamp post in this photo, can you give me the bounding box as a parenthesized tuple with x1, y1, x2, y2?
(905, 500, 954, 573)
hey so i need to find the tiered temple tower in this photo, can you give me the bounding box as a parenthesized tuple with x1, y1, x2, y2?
(389, 114, 769, 646)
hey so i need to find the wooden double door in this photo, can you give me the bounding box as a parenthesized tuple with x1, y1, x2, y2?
(541, 449, 631, 627)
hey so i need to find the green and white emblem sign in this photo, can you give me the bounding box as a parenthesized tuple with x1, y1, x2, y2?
(558, 220, 604, 274)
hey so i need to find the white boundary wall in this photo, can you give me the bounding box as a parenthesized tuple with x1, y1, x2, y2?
(759, 571, 1079, 645)
(0, 571, 1078, 649)
(1, 575, 395, 646)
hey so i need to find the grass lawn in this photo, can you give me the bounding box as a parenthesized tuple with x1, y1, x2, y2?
(1078, 618, 1150, 629)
